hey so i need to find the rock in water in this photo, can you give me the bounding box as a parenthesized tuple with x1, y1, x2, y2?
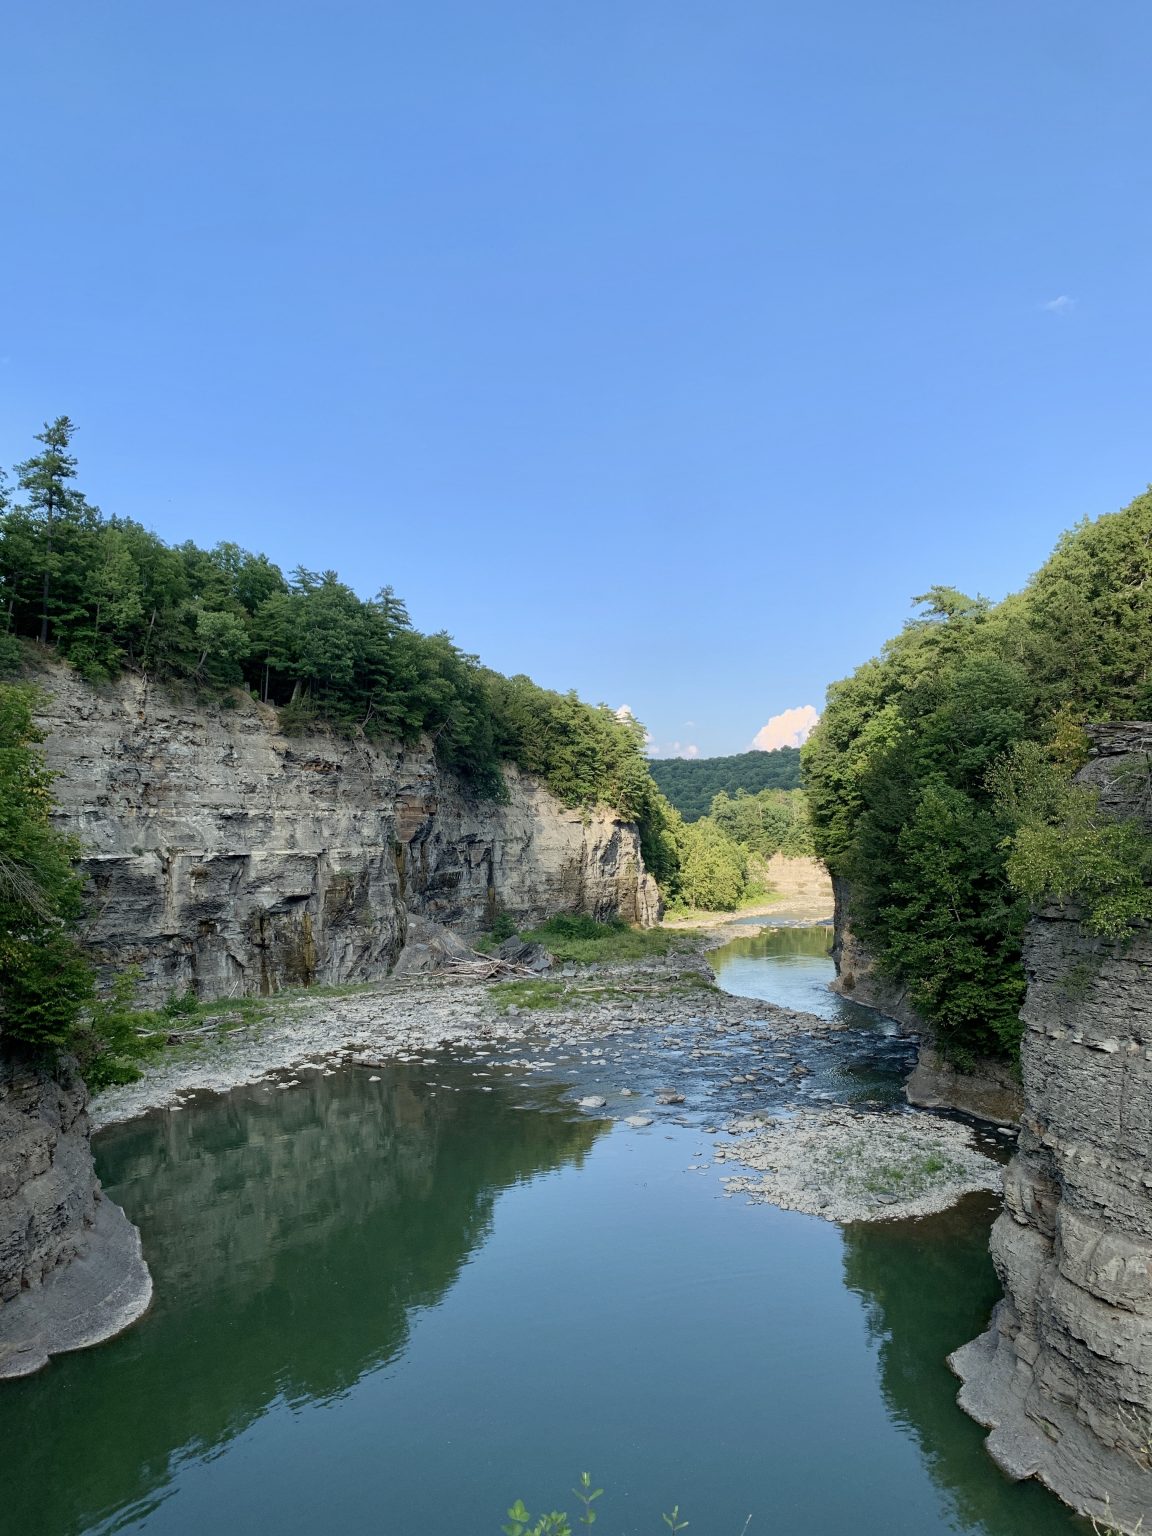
(0, 1050, 151, 1378)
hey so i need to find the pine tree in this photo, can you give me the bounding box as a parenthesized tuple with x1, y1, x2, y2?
(13, 416, 92, 647)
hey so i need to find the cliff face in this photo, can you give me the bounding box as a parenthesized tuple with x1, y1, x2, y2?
(0, 664, 659, 1374)
(0, 1050, 151, 1377)
(32, 664, 660, 1005)
(951, 724, 1152, 1529)
(0, 1054, 93, 1305)
(830, 876, 1024, 1125)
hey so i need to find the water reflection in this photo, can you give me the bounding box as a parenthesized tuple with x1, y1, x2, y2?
(710, 924, 884, 1026)
(843, 1198, 1087, 1532)
(710, 925, 915, 1106)
(0, 1065, 601, 1536)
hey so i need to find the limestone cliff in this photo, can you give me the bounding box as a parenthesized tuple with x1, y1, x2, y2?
(31, 663, 660, 1005)
(830, 875, 1024, 1125)
(0, 662, 659, 1375)
(0, 1050, 151, 1377)
(951, 724, 1152, 1529)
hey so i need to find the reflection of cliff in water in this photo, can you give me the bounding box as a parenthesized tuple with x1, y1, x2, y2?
(842, 1195, 1085, 1534)
(0, 1064, 602, 1536)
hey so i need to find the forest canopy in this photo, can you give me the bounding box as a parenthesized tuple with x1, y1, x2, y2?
(0, 417, 678, 882)
(649, 747, 802, 821)
(802, 488, 1152, 1066)
(0, 417, 696, 1063)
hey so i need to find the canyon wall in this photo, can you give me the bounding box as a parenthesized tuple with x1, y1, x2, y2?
(0, 663, 659, 1375)
(0, 1051, 151, 1378)
(31, 663, 660, 1005)
(951, 724, 1152, 1529)
(830, 876, 1023, 1124)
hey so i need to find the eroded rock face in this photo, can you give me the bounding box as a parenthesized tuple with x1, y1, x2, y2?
(951, 724, 1152, 1529)
(0, 1052, 93, 1303)
(0, 1048, 151, 1378)
(32, 664, 660, 1004)
(830, 875, 1024, 1124)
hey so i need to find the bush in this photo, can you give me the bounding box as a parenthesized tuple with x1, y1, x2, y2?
(522, 915, 688, 964)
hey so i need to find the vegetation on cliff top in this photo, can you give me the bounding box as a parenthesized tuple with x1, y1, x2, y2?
(0, 416, 680, 887)
(803, 488, 1152, 1065)
(0, 417, 694, 1061)
(649, 747, 802, 821)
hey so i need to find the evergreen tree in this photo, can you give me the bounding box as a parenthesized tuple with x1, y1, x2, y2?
(13, 416, 94, 647)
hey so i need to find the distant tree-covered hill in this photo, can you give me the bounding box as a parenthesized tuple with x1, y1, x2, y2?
(648, 748, 802, 820)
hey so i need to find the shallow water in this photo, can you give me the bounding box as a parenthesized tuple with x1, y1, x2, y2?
(0, 941, 1085, 1535)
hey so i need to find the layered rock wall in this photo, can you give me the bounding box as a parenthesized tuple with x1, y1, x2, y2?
(1, 663, 659, 1374)
(0, 1050, 151, 1378)
(951, 724, 1152, 1529)
(0, 1054, 93, 1304)
(31, 664, 659, 1004)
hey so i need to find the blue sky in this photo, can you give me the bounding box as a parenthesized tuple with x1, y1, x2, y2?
(3, 1, 1150, 757)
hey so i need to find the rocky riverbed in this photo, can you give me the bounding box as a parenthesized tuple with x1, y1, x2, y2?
(93, 949, 1007, 1224)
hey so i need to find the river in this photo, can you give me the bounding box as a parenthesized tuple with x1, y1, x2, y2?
(0, 927, 1085, 1535)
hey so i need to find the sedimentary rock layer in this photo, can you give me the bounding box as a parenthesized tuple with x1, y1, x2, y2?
(2, 662, 659, 1374)
(31, 663, 659, 1005)
(0, 1050, 151, 1378)
(951, 724, 1152, 1529)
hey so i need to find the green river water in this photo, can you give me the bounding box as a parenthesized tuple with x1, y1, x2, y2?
(0, 929, 1085, 1536)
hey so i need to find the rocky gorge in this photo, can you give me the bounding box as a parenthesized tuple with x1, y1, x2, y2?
(3, 668, 1151, 1533)
(30, 662, 660, 1005)
(949, 725, 1152, 1530)
(0, 662, 660, 1377)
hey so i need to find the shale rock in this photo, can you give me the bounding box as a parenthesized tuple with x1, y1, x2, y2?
(951, 724, 1152, 1530)
(29, 661, 660, 1005)
(0, 1049, 151, 1378)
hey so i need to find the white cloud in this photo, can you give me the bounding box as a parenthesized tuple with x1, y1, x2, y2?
(648, 740, 700, 759)
(1042, 295, 1075, 315)
(750, 705, 819, 752)
(615, 704, 634, 720)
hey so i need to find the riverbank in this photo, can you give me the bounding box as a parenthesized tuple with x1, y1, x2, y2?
(92, 942, 1004, 1226)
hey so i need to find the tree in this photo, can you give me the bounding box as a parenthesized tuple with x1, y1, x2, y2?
(0, 684, 93, 1052)
(803, 486, 1152, 1065)
(13, 416, 93, 647)
(674, 818, 747, 910)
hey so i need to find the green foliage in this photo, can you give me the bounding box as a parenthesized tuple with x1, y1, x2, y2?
(990, 742, 1152, 938)
(501, 1477, 678, 1536)
(502, 1500, 573, 1536)
(804, 488, 1152, 1064)
(489, 979, 567, 1010)
(0, 684, 93, 1053)
(649, 747, 802, 821)
(709, 787, 814, 860)
(0, 415, 683, 898)
(69, 971, 167, 1091)
(520, 914, 689, 964)
(670, 817, 748, 912)
(485, 909, 518, 943)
